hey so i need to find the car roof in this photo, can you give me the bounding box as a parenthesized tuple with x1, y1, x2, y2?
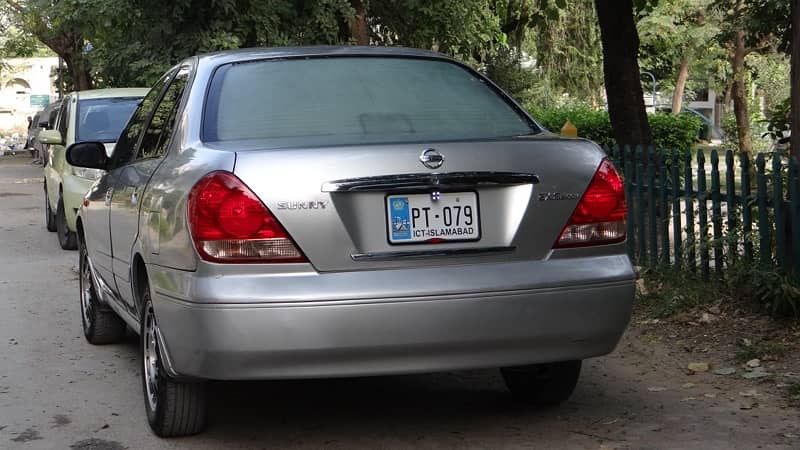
(43, 100, 61, 111)
(71, 88, 150, 100)
(194, 46, 453, 67)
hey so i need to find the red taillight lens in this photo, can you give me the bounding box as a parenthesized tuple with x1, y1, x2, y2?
(554, 159, 627, 248)
(188, 172, 307, 263)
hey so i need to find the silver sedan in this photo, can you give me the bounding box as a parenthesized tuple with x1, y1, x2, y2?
(67, 47, 634, 437)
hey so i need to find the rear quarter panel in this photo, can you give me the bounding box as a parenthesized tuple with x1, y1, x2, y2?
(140, 145, 235, 271)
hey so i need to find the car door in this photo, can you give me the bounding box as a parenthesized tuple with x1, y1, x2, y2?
(84, 80, 169, 291)
(44, 97, 71, 211)
(109, 67, 190, 309)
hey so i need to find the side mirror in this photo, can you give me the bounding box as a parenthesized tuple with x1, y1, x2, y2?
(38, 129, 63, 145)
(66, 142, 108, 170)
(37, 121, 49, 128)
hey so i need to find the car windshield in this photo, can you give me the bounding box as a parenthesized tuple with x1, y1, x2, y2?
(76, 97, 141, 142)
(203, 57, 536, 147)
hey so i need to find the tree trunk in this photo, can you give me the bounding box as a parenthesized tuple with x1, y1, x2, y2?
(349, 0, 369, 45)
(63, 55, 92, 91)
(672, 58, 690, 114)
(731, 29, 752, 155)
(594, 0, 653, 148)
(792, 0, 800, 160)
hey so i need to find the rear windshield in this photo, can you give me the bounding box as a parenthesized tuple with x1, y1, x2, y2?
(76, 97, 141, 142)
(203, 57, 535, 147)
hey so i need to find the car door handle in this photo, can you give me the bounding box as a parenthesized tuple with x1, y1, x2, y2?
(105, 188, 113, 206)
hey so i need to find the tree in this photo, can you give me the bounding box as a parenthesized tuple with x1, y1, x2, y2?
(713, 0, 790, 155)
(5, 0, 94, 90)
(529, 0, 605, 107)
(595, 0, 653, 147)
(638, 0, 719, 113)
(369, 0, 502, 60)
(793, 0, 799, 160)
(349, 0, 369, 45)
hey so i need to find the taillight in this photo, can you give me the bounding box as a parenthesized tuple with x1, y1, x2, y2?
(187, 171, 307, 263)
(554, 159, 627, 248)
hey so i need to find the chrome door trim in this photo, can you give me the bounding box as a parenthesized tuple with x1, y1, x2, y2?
(322, 172, 540, 193)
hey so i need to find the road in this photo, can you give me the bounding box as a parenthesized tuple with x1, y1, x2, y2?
(0, 154, 798, 450)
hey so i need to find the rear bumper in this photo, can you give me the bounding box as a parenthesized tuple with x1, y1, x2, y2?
(150, 257, 635, 380)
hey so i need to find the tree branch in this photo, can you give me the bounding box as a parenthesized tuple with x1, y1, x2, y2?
(4, 0, 24, 13)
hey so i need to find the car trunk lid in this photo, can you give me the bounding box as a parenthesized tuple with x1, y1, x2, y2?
(231, 136, 605, 272)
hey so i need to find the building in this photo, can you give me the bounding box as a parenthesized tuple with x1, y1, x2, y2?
(0, 56, 59, 134)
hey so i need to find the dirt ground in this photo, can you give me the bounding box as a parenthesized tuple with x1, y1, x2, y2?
(1, 153, 799, 450)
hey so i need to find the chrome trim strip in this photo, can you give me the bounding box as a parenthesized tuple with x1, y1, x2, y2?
(322, 172, 539, 192)
(351, 246, 515, 261)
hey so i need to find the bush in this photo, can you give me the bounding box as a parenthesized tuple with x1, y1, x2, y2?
(727, 264, 800, 318)
(528, 105, 702, 153)
(648, 112, 703, 153)
(529, 106, 614, 147)
(722, 107, 771, 153)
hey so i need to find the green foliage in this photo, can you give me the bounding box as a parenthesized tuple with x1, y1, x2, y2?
(3, 0, 511, 87)
(789, 382, 800, 401)
(636, 267, 722, 318)
(529, 106, 702, 155)
(637, 0, 720, 86)
(371, 0, 503, 60)
(648, 112, 703, 152)
(762, 97, 791, 141)
(750, 53, 791, 114)
(712, 0, 791, 54)
(525, 0, 604, 107)
(639, 262, 800, 319)
(484, 48, 539, 106)
(529, 105, 614, 146)
(721, 103, 770, 153)
(734, 341, 788, 363)
(84, 0, 359, 87)
(749, 270, 800, 318)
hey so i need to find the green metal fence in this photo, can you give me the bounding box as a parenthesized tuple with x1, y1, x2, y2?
(605, 145, 800, 279)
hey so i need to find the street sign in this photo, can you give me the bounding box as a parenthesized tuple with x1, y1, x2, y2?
(29, 95, 50, 109)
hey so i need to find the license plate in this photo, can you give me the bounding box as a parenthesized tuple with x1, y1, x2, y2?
(386, 192, 480, 244)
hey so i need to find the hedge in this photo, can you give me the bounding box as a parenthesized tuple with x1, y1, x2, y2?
(529, 106, 703, 154)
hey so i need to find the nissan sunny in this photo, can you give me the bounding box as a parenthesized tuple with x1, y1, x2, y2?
(67, 47, 635, 437)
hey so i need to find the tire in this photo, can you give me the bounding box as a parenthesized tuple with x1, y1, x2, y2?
(501, 360, 582, 406)
(45, 187, 56, 232)
(79, 235, 126, 344)
(141, 286, 207, 437)
(56, 196, 77, 250)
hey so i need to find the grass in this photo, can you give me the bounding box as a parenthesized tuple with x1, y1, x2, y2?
(636, 266, 726, 318)
(734, 341, 789, 363)
(788, 382, 800, 401)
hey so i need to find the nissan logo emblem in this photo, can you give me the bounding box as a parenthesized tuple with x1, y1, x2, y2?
(420, 148, 444, 169)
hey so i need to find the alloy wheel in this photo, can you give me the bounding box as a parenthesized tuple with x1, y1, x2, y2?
(143, 304, 160, 413)
(79, 245, 94, 333)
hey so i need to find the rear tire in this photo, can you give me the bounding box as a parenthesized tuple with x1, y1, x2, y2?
(45, 187, 56, 232)
(141, 286, 207, 437)
(79, 235, 126, 344)
(501, 360, 582, 406)
(56, 196, 77, 250)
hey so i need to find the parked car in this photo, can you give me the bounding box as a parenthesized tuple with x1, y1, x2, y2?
(68, 47, 635, 437)
(28, 101, 62, 164)
(27, 112, 41, 153)
(40, 88, 148, 248)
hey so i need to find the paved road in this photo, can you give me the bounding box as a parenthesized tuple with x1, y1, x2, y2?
(1, 155, 798, 450)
